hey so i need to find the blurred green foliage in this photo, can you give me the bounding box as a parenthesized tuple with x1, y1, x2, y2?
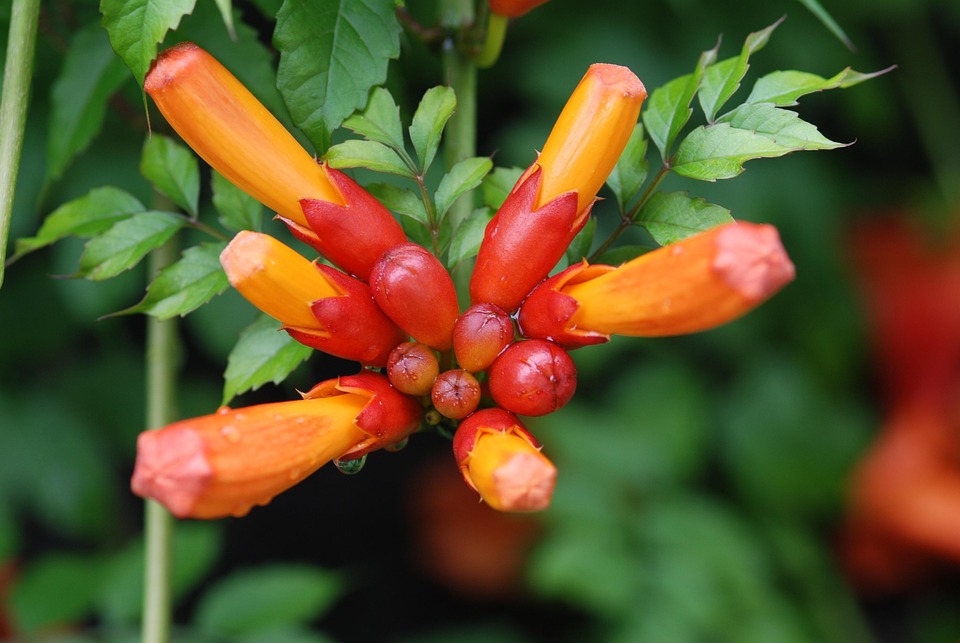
(2, 0, 959, 641)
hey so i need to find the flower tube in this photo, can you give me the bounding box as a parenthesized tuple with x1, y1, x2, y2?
(471, 64, 646, 312)
(145, 42, 341, 225)
(132, 395, 368, 519)
(131, 373, 421, 519)
(220, 231, 407, 366)
(519, 222, 795, 340)
(145, 43, 406, 278)
(453, 409, 556, 512)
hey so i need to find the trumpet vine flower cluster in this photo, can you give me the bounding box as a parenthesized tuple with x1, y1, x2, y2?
(131, 42, 796, 519)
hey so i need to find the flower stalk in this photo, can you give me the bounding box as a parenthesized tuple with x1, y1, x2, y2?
(0, 0, 40, 288)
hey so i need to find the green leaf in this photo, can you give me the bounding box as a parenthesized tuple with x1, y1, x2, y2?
(642, 43, 717, 161)
(212, 171, 263, 232)
(672, 104, 844, 181)
(10, 553, 103, 633)
(435, 156, 493, 220)
(797, 0, 853, 50)
(718, 103, 847, 150)
(222, 315, 313, 404)
(409, 85, 457, 174)
(77, 211, 184, 280)
(118, 242, 229, 319)
(274, 0, 401, 152)
(13, 187, 144, 259)
(365, 183, 428, 225)
(746, 67, 893, 106)
(140, 135, 200, 216)
(605, 123, 649, 211)
(481, 166, 524, 210)
(342, 86, 406, 152)
(98, 523, 221, 624)
(596, 244, 652, 265)
(46, 23, 130, 183)
(100, 0, 197, 85)
(195, 565, 342, 637)
(448, 208, 493, 268)
(637, 192, 734, 245)
(326, 139, 414, 178)
(698, 18, 783, 122)
(212, 0, 237, 40)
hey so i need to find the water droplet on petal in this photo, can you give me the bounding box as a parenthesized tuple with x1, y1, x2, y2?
(289, 467, 301, 480)
(333, 455, 367, 475)
(216, 406, 231, 415)
(384, 437, 409, 453)
(220, 425, 241, 443)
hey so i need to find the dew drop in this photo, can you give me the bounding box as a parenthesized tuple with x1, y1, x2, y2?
(288, 467, 302, 480)
(216, 406, 231, 415)
(384, 437, 409, 453)
(333, 454, 367, 475)
(220, 425, 241, 443)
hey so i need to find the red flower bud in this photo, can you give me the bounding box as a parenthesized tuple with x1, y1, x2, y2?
(370, 243, 460, 351)
(469, 168, 582, 312)
(454, 303, 515, 372)
(488, 0, 550, 18)
(221, 232, 407, 367)
(302, 372, 422, 459)
(282, 166, 408, 280)
(431, 369, 482, 420)
(487, 339, 577, 416)
(387, 342, 440, 396)
(453, 408, 556, 512)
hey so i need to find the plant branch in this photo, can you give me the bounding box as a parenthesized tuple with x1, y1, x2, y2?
(142, 236, 181, 643)
(0, 0, 41, 288)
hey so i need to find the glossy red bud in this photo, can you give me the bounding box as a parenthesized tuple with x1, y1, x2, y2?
(454, 303, 515, 372)
(488, 339, 577, 417)
(370, 243, 460, 351)
(431, 369, 482, 420)
(285, 166, 408, 280)
(387, 342, 440, 396)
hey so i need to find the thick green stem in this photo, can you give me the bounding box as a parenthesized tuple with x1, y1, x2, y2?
(142, 237, 181, 643)
(475, 13, 508, 69)
(0, 0, 41, 288)
(440, 0, 477, 301)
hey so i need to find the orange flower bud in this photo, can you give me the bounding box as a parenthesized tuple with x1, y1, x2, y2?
(387, 342, 440, 396)
(454, 303, 514, 372)
(145, 42, 341, 227)
(470, 64, 645, 312)
(453, 409, 556, 512)
(131, 395, 368, 519)
(220, 231, 407, 366)
(302, 372, 423, 459)
(533, 63, 646, 214)
(488, 0, 550, 17)
(519, 222, 795, 339)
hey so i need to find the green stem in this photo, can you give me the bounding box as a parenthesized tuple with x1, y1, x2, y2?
(589, 165, 669, 261)
(142, 237, 181, 643)
(0, 0, 41, 288)
(440, 0, 477, 301)
(475, 13, 508, 69)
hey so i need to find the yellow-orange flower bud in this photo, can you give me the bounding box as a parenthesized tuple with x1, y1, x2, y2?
(144, 42, 342, 226)
(220, 231, 407, 366)
(131, 395, 368, 519)
(220, 231, 340, 331)
(453, 409, 556, 512)
(532, 63, 646, 214)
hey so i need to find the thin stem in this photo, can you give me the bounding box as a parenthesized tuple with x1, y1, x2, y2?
(589, 165, 669, 261)
(475, 13, 508, 69)
(142, 237, 181, 643)
(0, 0, 41, 288)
